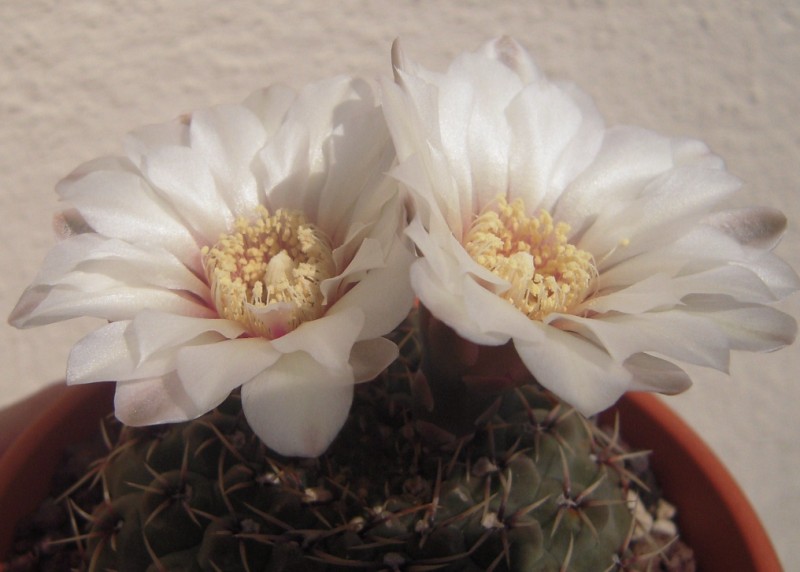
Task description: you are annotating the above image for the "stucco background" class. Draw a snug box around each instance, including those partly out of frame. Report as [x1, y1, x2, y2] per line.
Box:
[1, 0, 798, 567]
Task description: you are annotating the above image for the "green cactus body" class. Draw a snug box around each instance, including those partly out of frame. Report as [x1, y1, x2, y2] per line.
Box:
[60, 313, 668, 571]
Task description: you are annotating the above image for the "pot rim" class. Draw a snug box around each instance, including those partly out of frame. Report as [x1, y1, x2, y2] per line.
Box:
[605, 392, 783, 572]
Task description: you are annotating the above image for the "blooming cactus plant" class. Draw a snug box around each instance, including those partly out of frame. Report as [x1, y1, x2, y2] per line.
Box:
[7, 36, 799, 572]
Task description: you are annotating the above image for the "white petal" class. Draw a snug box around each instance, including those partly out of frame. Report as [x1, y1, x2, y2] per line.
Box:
[672, 264, 783, 303]
[623, 354, 692, 394]
[270, 307, 364, 372]
[405, 41, 551, 221]
[78, 239, 208, 296]
[241, 353, 355, 457]
[669, 224, 800, 298]
[175, 338, 282, 414]
[243, 84, 296, 136]
[506, 81, 602, 209]
[10, 235, 209, 315]
[257, 122, 312, 212]
[11, 283, 213, 328]
[20, 234, 131, 286]
[670, 136, 726, 169]
[114, 372, 206, 426]
[258, 77, 378, 217]
[128, 310, 245, 363]
[246, 302, 296, 340]
[291, 77, 371, 168]
[382, 82, 466, 237]
[61, 155, 139, 182]
[742, 255, 800, 299]
[387, 46, 445, 155]
[513, 326, 632, 416]
[321, 238, 385, 304]
[480, 36, 542, 84]
[545, 82, 606, 195]
[404, 215, 460, 285]
[327, 237, 416, 341]
[67, 321, 138, 384]
[144, 144, 233, 242]
[461, 274, 540, 344]
[442, 62, 514, 210]
[583, 273, 681, 314]
[124, 118, 190, 170]
[410, 258, 504, 346]
[581, 166, 741, 267]
[350, 338, 399, 383]
[596, 224, 743, 290]
[703, 207, 788, 250]
[681, 296, 797, 351]
[189, 104, 266, 217]
[406, 214, 504, 290]
[312, 95, 395, 239]
[380, 76, 426, 161]
[330, 179, 400, 265]
[57, 169, 201, 272]
[555, 126, 675, 234]
[67, 320, 229, 385]
[549, 311, 730, 371]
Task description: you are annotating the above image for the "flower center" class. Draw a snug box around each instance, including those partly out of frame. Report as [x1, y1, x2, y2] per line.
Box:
[464, 196, 596, 320]
[202, 206, 335, 339]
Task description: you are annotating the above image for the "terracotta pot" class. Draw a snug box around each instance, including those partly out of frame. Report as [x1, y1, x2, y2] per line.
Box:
[601, 393, 783, 572]
[0, 383, 115, 557]
[0, 384, 783, 570]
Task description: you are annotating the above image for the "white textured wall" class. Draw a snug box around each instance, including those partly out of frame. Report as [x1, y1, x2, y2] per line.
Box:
[2, 0, 798, 567]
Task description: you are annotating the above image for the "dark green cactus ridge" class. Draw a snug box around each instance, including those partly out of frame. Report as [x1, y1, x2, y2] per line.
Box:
[54, 314, 676, 571]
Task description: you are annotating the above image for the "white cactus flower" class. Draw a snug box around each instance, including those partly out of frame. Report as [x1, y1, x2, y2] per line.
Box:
[381, 37, 798, 415]
[10, 76, 416, 457]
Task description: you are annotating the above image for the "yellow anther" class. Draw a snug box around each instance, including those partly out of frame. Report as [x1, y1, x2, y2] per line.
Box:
[202, 206, 334, 339]
[464, 196, 596, 320]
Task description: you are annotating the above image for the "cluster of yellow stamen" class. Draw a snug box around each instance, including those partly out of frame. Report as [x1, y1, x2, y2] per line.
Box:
[464, 196, 597, 320]
[202, 206, 334, 339]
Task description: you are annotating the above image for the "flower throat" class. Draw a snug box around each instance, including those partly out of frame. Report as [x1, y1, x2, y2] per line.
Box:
[464, 196, 596, 320]
[202, 206, 334, 339]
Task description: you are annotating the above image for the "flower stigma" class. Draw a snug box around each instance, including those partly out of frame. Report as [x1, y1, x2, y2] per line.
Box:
[202, 206, 335, 339]
[464, 196, 597, 320]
